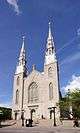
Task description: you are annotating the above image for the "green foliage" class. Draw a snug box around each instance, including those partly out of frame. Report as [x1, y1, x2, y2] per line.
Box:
[70, 89, 80, 118]
[0, 107, 12, 121]
[59, 89, 80, 118]
[59, 97, 70, 118]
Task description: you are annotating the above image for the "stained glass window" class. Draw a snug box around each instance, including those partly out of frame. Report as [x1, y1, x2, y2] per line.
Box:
[28, 82, 38, 103]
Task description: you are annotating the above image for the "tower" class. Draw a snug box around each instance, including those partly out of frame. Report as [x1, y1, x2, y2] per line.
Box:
[44, 22, 56, 65]
[44, 22, 60, 122]
[12, 36, 27, 120]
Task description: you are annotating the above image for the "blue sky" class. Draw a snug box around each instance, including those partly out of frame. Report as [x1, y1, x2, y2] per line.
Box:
[0, 0, 80, 107]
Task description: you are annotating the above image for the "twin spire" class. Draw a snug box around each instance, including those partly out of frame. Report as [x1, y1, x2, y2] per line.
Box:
[19, 22, 54, 61]
[16, 22, 56, 74]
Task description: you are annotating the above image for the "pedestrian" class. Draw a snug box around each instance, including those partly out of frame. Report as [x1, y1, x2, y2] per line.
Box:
[41, 114, 43, 119]
[29, 119, 33, 127]
[73, 117, 79, 127]
[69, 113, 73, 120]
[21, 114, 24, 126]
[25, 119, 29, 127]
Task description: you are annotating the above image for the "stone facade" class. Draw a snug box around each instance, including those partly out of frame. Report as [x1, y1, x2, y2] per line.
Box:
[12, 23, 60, 123]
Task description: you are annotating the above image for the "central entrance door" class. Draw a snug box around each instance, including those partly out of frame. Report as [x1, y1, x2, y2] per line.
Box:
[30, 109, 36, 120]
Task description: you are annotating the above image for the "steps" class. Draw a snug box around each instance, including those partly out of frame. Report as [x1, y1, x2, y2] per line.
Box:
[38, 119, 53, 127]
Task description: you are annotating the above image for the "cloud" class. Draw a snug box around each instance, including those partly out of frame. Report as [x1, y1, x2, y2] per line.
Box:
[0, 102, 12, 108]
[62, 75, 80, 92]
[77, 28, 80, 36]
[57, 37, 76, 54]
[60, 52, 80, 66]
[57, 28, 80, 54]
[6, 0, 20, 15]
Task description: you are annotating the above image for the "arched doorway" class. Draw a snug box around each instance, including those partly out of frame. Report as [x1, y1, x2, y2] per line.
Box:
[30, 109, 36, 120]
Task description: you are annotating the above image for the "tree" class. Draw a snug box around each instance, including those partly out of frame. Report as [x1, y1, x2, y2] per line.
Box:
[59, 89, 80, 119]
[0, 107, 12, 121]
[70, 89, 80, 118]
[58, 97, 70, 118]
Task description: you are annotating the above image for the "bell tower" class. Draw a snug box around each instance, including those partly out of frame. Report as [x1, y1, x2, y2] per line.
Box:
[44, 22, 58, 77]
[44, 22, 60, 121]
[12, 36, 27, 120]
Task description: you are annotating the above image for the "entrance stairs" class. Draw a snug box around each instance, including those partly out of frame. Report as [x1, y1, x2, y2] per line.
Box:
[9, 119, 54, 127]
[1, 119, 61, 128]
[1, 119, 76, 128]
[37, 119, 53, 127]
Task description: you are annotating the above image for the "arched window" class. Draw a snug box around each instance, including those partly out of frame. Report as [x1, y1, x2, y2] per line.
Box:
[49, 83, 53, 100]
[48, 67, 53, 77]
[15, 89, 19, 104]
[17, 76, 20, 86]
[28, 82, 38, 103]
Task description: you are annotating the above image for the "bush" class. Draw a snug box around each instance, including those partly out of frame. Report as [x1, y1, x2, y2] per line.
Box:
[0, 107, 12, 121]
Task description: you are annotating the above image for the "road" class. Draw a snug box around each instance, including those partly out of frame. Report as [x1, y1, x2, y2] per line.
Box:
[0, 127, 80, 133]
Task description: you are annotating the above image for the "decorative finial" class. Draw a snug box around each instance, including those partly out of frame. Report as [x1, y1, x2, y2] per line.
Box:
[49, 22, 51, 25]
[32, 64, 36, 70]
[22, 36, 25, 41]
[20, 36, 25, 53]
[48, 21, 52, 39]
[49, 22, 51, 30]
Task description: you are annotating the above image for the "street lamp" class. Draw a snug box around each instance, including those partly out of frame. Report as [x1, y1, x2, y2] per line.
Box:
[48, 107, 57, 126]
[68, 89, 73, 119]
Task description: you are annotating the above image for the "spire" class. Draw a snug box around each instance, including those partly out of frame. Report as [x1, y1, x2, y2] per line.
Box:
[20, 36, 25, 56]
[46, 22, 55, 55]
[44, 22, 56, 65]
[48, 22, 53, 40]
[20, 36, 25, 53]
[19, 36, 26, 66]
[15, 36, 27, 75]
[47, 22, 54, 48]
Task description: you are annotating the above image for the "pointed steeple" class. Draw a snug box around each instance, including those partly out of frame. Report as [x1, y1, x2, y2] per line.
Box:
[48, 22, 53, 40]
[47, 22, 54, 49]
[20, 36, 25, 55]
[44, 22, 56, 65]
[15, 36, 27, 75]
[19, 36, 26, 66]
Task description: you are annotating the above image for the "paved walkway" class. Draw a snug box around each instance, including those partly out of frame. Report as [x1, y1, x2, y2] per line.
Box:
[0, 126, 80, 133]
[0, 120, 80, 133]
[0, 119, 80, 128]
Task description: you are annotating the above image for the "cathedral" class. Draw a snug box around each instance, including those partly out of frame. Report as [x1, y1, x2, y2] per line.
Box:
[12, 23, 60, 123]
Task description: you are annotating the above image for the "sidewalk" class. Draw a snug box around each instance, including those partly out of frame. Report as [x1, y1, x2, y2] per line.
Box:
[0, 119, 80, 128]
